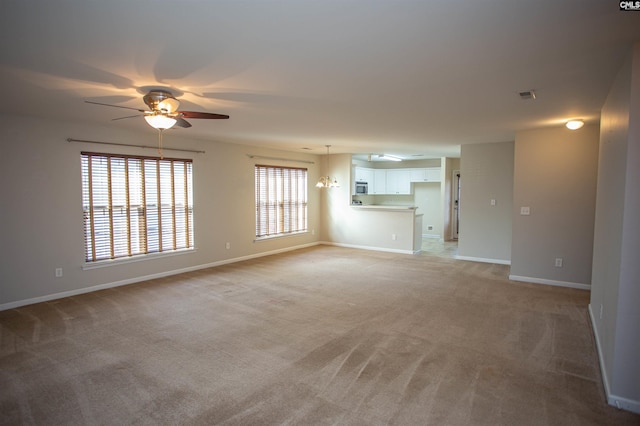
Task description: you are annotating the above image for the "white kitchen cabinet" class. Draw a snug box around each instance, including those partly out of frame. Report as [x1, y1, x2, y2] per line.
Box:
[355, 166, 439, 194]
[410, 169, 427, 182]
[425, 167, 441, 182]
[354, 167, 374, 183]
[371, 169, 387, 194]
[410, 167, 441, 182]
[386, 169, 412, 194]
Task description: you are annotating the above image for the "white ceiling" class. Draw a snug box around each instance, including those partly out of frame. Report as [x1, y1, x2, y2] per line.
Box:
[1, 1, 639, 158]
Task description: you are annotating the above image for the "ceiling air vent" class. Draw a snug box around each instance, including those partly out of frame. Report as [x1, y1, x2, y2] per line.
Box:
[519, 90, 537, 100]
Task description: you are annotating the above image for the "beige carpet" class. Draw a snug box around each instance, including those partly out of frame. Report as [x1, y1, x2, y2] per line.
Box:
[1, 245, 638, 425]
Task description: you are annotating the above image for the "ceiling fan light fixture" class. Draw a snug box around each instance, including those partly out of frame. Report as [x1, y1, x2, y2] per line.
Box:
[565, 120, 584, 130]
[86, 89, 229, 130]
[158, 97, 180, 113]
[144, 114, 177, 130]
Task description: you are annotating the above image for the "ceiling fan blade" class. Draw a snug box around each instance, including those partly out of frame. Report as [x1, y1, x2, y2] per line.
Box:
[85, 100, 146, 112]
[111, 114, 143, 121]
[180, 111, 229, 120]
[174, 117, 192, 128]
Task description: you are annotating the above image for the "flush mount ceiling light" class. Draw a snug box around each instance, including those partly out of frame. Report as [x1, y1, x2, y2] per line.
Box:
[378, 154, 403, 162]
[565, 120, 584, 130]
[316, 145, 340, 189]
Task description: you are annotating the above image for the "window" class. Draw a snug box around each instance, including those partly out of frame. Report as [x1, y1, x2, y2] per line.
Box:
[81, 152, 194, 262]
[255, 165, 308, 238]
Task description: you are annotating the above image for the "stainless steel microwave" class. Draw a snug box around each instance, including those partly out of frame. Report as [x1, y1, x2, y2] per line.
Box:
[355, 181, 368, 195]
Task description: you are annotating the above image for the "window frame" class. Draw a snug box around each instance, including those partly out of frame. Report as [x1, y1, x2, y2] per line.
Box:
[255, 164, 308, 239]
[81, 152, 195, 264]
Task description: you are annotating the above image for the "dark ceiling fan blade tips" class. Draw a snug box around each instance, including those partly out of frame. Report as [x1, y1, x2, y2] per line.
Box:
[180, 111, 229, 120]
[112, 114, 143, 121]
[174, 117, 192, 128]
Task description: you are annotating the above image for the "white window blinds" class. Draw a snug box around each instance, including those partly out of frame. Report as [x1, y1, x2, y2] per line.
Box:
[255, 165, 308, 238]
[81, 152, 194, 262]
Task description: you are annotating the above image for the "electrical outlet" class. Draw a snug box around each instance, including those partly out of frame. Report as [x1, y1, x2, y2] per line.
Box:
[225, 242, 231, 250]
[555, 258, 563, 267]
[392, 234, 397, 241]
[311, 229, 315, 235]
[520, 206, 531, 215]
[427, 225, 433, 231]
[490, 199, 496, 206]
[55, 268, 63, 278]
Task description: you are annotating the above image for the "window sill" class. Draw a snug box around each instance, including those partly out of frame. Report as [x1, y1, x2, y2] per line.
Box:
[254, 231, 309, 242]
[82, 248, 196, 270]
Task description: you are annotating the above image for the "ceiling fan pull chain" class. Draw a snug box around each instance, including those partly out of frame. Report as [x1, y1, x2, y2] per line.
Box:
[158, 129, 164, 159]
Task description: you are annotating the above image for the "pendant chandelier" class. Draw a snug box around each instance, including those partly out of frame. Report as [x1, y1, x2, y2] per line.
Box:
[316, 145, 340, 188]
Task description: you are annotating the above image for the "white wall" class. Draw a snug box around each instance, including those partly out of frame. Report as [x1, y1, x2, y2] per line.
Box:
[457, 142, 514, 263]
[0, 113, 321, 309]
[590, 43, 640, 413]
[510, 125, 600, 288]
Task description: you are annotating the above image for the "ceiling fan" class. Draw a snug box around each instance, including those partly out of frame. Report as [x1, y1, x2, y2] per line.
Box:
[86, 89, 229, 130]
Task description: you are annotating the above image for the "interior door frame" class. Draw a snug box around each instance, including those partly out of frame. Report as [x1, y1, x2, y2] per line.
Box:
[452, 170, 460, 240]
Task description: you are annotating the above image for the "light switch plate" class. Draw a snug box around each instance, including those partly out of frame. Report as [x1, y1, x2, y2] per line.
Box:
[520, 206, 531, 215]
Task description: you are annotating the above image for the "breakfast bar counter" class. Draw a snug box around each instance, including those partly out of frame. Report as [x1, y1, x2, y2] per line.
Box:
[350, 205, 417, 212]
[344, 205, 422, 253]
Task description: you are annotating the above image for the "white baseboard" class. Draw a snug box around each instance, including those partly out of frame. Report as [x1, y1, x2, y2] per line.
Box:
[608, 395, 640, 414]
[588, 304, 612, 399]
[588, 305, 640, 414]
[0, 242, 320, 311]
[508, 275, 590, 290]
[320, 241, 415, 255]
[454, 255, 511, 265]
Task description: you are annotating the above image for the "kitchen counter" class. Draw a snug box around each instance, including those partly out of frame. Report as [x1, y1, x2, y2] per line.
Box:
[350, 205, 417, 212]
[345, 205, 422, 254]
